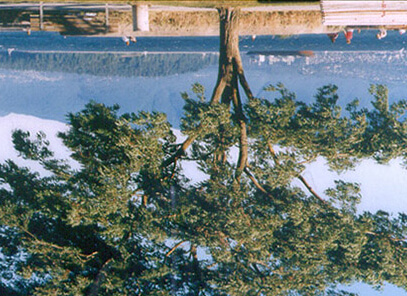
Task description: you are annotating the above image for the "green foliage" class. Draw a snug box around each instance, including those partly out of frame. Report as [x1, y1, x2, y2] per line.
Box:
[1, 84, 407, 295]
[0, 102, 192, 295]
[247, 83, 407, 173]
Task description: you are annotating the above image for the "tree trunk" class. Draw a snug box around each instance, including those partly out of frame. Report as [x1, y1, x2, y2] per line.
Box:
[86, 258, 112, 296]
[164, 7, 251, 181]
[211, 8, 240, 105]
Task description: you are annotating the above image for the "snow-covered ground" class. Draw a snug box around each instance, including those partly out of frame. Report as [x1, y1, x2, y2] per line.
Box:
[0, 113, 71, 172]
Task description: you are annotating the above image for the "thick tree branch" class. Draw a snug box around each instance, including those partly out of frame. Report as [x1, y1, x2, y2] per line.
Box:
[235, 56, 254, 101]
[232, 73, 248, 181]
[162, 135, 196, 168]
[210, 77, 228, 104]
[87, 258, 113, 296]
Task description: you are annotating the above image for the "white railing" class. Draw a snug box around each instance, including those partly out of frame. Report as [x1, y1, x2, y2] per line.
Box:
[321, 0, 407, 26]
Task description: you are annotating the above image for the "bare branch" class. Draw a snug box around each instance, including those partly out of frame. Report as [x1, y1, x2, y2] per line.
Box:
[166, 240, 187, 257]
[365, 231, 407, 242]
[298, 154, 318, 165]
[267, 141, 326, 204]
[297, 175, 327, 204]
[22, 227, 99, 262]
[244, 167, 270, 196]
[206, 262, 218, 269]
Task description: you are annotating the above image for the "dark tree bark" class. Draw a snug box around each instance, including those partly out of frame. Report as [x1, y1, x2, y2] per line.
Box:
[211, 8, 240, 105]
[164, 7, 253, 182]
[215, 8, 249, 180]
[86, 258, 112, 296]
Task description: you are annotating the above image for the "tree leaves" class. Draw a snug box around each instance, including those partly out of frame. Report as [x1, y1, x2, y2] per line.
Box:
[2, 83, 407, 295]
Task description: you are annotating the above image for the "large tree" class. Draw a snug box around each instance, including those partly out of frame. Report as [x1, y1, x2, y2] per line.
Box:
[2, 7, 407, 296]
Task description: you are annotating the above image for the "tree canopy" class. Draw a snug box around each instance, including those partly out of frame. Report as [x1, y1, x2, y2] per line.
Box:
[1, 7, 407, 296]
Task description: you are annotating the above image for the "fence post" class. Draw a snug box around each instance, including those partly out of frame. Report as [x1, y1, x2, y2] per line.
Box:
[132, 4, 149, 31]
[39, 1, 43, 30]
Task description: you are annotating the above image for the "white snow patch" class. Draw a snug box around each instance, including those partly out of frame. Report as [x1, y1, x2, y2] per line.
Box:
[0, 113, 72, 173]
[299, 157, 407, 214]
